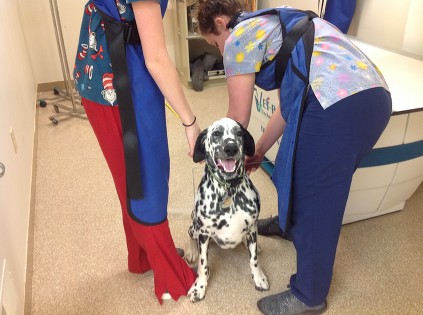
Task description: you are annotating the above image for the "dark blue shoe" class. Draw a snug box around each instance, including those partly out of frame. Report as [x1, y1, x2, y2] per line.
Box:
[257, 216, 292, 241]
[257, 289, 327, 315]
[176, 247, 185, 257]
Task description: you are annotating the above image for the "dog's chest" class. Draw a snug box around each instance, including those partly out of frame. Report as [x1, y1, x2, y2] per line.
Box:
[194, 177, 259, 248]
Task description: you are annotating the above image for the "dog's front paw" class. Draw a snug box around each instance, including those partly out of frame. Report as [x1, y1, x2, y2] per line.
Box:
[252, 268, 269, 292]
[187, 279, 207, 302]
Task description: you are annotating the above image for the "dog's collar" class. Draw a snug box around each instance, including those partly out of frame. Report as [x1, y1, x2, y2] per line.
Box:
[206, 166, 246, 190]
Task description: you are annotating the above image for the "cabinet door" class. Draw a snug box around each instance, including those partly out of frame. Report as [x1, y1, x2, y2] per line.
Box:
[174, 0, 190, 83]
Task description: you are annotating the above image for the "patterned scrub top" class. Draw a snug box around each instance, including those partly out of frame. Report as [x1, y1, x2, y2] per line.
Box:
[73, 0, 160, 106]
[223, 10, 389, 109]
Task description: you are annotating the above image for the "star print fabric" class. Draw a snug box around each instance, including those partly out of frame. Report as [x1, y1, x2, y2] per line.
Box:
[224, 15, 282, 78]
[309, 19, 388, 109]
[223, 14, 389, 110]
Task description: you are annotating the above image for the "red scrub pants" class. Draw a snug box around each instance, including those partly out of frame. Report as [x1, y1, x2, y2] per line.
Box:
[82, 98, 195, 303]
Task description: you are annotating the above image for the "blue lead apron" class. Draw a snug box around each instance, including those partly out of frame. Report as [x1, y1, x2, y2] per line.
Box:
[82, 0, 169, 224]
[239, 8, 317, 233]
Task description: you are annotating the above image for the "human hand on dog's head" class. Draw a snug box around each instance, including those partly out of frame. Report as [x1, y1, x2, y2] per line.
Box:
[185, 121, 202, 158]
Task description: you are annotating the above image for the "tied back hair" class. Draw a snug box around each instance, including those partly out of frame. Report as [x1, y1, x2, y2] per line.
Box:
[197, 0, 245, 35]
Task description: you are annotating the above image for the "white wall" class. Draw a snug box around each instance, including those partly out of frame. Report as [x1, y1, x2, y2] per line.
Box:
[19, 0, 62, 85]
[342, 0, 423, 56]
[399, 0, 423, 56]
[20, 0, 176, 85]
[0, 0, 37, 313]
[259, 0, 423, 57]
[349, 0, 408, 53]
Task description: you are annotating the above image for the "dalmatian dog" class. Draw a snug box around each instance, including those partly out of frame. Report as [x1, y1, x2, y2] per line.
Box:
[185, 117, 269, 302]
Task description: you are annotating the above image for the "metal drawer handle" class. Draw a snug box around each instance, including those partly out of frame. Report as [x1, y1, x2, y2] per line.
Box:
[0, 163, 5, 178]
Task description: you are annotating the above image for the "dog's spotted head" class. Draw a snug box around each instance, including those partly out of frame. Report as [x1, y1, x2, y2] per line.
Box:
[193, 118, 255, 179]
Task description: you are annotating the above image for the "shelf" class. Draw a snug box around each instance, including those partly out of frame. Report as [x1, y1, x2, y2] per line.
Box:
[208, 75, 226, 81]
[187, 33, 202, 40]
[172, 0, 225, 89]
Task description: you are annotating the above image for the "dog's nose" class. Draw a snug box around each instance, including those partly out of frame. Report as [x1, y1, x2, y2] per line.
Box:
[224, 142, 238, 157]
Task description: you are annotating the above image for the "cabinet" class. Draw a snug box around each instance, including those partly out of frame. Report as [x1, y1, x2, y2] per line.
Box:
[172, 0, 225, 90]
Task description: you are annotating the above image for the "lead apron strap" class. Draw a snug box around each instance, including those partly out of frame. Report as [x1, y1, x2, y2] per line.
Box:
[97, 8, 144, 200]
[274, 11, 316, 232]
[275, 11, 317, 86]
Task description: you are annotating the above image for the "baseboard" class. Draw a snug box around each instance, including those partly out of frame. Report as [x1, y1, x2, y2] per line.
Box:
[37, 80, 74, 93]
[24, 107, 39, 315]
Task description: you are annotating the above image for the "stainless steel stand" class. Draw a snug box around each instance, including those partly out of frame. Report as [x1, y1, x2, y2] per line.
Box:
[40, 0, 85, 125]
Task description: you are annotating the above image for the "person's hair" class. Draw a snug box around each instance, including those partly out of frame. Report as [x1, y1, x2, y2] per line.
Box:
[196, 0, 245, 35]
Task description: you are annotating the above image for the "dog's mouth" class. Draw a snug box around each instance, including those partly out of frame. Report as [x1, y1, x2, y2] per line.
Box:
[216, 158, 238, 173]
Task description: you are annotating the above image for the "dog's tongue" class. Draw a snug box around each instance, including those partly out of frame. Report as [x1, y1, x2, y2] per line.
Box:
[217, 158, 236, 172]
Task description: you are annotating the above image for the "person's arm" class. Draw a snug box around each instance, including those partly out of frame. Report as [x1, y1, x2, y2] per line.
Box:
[132, 1, 200, 156]
[226, 73, 285, 172]
[226, 72, 286, 150]
[226, 73, 256, 128]
[256, 104, 286, 156]
[245, 105, 286, 173]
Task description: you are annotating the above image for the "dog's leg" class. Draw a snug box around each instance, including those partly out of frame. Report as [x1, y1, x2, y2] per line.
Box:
[184, 225, 199, 266]
[187, 234, 210, 302]
[246, 225, 269, 291]
[243, 236, 262, 254]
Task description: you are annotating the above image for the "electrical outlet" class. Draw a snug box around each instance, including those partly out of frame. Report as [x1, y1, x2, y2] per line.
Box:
[9, 128, 17, 154]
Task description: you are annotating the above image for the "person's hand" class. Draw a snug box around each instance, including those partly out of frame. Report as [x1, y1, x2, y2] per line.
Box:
[245, 151, 264, 175]
[185, 121, 201, 158]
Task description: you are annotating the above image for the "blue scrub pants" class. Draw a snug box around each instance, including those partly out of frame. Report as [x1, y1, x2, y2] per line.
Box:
[288, 87, 391, 306]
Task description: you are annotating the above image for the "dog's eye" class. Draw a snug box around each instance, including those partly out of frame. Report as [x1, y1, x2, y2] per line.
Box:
[212, 131, 222, 137]
[236, 130, 243, 137]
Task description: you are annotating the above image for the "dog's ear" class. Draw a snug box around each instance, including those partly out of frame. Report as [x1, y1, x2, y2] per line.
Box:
[239, 123, 255, 157]
[193, 128, 208, 163]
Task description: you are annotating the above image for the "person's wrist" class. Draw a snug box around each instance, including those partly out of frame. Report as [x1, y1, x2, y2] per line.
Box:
[255, 145, 264, 158]
[182, 115, 196, 127]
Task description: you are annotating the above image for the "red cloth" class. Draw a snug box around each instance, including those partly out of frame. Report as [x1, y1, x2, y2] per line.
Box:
[83, 98, 195, 303]
[129, 220, 196, 303]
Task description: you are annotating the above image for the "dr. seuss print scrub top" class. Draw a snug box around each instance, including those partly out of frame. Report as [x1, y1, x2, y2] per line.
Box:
[223, 13, 389, 109]
[74, 0, 160, 107]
